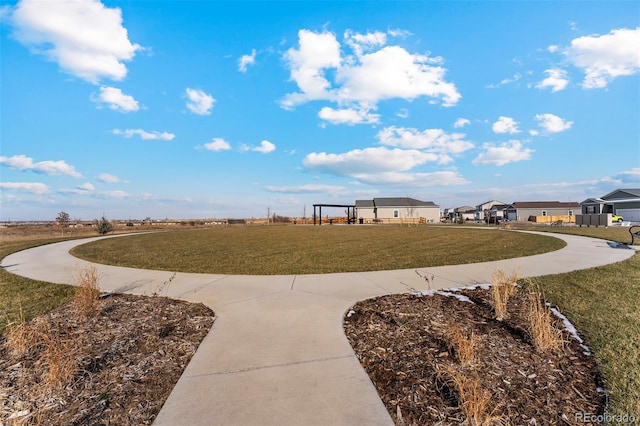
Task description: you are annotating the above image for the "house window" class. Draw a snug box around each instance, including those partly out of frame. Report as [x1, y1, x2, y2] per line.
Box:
[586, 206, 595, 214]
[568, 210, 573, 216]
[393, 209, 399, 218]
[541, 210, 547, 216]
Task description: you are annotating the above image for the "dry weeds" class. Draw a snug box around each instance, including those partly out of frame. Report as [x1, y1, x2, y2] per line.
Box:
[527, 290, 565, 352]
[490, 269, 518, 321]
[444, 324, 477, 364]
[73, 265, 101, 317]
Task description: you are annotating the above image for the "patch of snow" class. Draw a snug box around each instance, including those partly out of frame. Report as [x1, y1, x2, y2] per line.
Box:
[346, 310, 356, 318]
[411, 289, 474, 304]
[548, 304, 592, 356]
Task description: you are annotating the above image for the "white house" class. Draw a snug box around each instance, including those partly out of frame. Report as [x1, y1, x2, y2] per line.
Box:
[356, 197, 440, 224]
[475, 200, 506, 222]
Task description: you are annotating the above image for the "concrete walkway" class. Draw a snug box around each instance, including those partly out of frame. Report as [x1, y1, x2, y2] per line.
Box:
[1, 231, 636, 425]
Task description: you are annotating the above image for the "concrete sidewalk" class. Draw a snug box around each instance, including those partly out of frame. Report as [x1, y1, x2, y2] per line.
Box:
[1, 231, 636, 425]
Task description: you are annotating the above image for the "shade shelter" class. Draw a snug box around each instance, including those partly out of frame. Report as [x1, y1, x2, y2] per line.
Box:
[312, 204, 356, 225]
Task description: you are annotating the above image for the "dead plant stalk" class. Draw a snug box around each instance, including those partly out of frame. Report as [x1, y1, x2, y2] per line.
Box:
[491, 269, 518, 321]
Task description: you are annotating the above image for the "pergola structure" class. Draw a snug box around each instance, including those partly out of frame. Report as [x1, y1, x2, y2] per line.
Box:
[312, 203, 356, 225]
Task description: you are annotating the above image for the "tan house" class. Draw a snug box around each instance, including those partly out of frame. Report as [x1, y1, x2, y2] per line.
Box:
[356, 197, 440, 224]
[505, 201, 580, 222]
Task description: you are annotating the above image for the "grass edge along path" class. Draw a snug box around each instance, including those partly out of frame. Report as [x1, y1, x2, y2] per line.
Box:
[524, 252, 640, 416]
[0, 239, 77, 334]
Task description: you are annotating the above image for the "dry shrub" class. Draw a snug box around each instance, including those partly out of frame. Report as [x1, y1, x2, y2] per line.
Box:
[40, 325, 77, 389]
[5, 318, 78, 389]
[527, 291, 565, 352]
[445, 324, 477, 364]
[491, 269, 518, 321]
[440, 366, 502, 426]
[74, 264, 101, 316]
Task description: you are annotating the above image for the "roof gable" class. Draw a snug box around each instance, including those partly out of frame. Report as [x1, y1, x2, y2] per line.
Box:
[602, 188, 640, 200]
[373, 197, 439, 208]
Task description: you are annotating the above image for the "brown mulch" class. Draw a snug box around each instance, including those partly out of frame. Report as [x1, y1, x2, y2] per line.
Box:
[344, 286, 606, 425]
[0, 294, 214, 425]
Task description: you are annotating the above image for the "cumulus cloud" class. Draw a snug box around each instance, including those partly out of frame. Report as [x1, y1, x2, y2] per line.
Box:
[614, 167, 640, 183]
[453, 118, 470, 128]
[564, 27, 640, 89]
[377, 126, 474, 157]
[535, 113, 573, 133]
[281, 28, 460, 122]
[252, 140, 276, 154]
[303, 147, 438, 177]
[492, 116, 520, 134]
[472, 140, 533, 166]
[93, 86, 139, 112]
[11, 0, 140, 83]
[318, 107, 380, 125]
[98, 173, 123, 183]
[0, 154, 81, 177]
[353, 170, 468, 186]
[536, 68, 569, 92]
[238, 49, 256, 73]
[203, 138, 231, 152]
[185, 88, 215, 115]
[0, 181, 49, 194]
[78, 182, 95, 191]
[112, 128, 175, 140]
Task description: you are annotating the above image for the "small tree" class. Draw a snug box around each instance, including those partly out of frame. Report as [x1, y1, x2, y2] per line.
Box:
[96, 215, 114, 235]
[56, 211, 70, 236]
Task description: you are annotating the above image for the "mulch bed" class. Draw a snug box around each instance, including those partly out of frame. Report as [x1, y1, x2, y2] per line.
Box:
[0, 294, 214, 425]
[344, 286, 606, 425]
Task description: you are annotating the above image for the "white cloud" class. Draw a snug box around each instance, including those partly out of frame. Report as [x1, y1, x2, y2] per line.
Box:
[93, 86, 139, 112]
[185, 88, 215, 115]
[318, 107, 380, 125]
[472, 140, 533, 166]
[265, 184, 347, 195]
[253, 140, 276, 154]
[303, 147, 438, 176]
[615, 167, 640, 183]
[547, 45, 560, 53]
[0, 154, 81, 177]
[535, 113, 573, 133]
[78, 182, 95, 191]
[0, 181, 49, 194]
[377, 126, 474, 158]
[281, 29, 460, 114]
[98, 173, 123, 183]
[492, 116, 520, 134]
[536, 68, 569, 92]
[487, 73, 522, 88]
[352, 170, 468, 187]
[112, 128, 175, 140]
[238, 49, 256, 73]
[564, 27, 640, 89]
[11, 0, 140, 83]
[453, 118, 470, 128]
[203, 138, 231, 152]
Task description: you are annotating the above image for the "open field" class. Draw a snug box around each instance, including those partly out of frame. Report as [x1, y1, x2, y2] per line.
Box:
[1, 225, 638, 418]
[512, 223, 638, 245]
[70, 225, 565, 275]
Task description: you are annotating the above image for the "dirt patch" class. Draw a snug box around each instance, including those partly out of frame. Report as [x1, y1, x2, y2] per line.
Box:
[344, 286, 605, 425]
[1, 294, 214, 425]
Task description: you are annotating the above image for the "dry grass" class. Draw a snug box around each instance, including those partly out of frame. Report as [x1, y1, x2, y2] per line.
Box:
[445, 324, 477, 364]
[490, 269, 518, 321]
[526, 290, 565, 352]
[73, 265, 101, 316]
[439, 366, 501, 426]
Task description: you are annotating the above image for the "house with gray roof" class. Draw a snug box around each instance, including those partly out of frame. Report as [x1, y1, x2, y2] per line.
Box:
[355, 197, 440, 224]
[581, 188, 640, 222]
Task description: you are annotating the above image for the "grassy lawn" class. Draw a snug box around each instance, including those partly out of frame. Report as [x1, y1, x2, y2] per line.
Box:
[525, 253, 640, 415]
[2, 224, 638, 414]
[0, 239, 77, 334]
[512, 223, 637, 245]
[70, 225, 564, 274]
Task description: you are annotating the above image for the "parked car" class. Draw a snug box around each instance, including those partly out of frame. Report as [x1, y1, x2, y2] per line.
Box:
[612, 214, 624, 223]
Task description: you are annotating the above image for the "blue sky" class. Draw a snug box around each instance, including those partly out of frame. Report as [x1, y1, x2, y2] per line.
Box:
[1, 0, 638, 221]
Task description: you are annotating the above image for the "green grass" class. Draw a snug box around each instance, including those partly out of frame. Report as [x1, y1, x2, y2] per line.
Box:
[524, 253, 640, 415]
[70, 225, 565, 275]
[0, 239, 77, 334]
[513, 223, 637, 245]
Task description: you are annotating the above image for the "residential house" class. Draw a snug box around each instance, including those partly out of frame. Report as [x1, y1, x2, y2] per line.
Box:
[475, 200, 506, 222]
[505, 201, 580, 222]
[487, 204, 509, 224]
[355, 197, 440, 224]
[581, 188, 640, 221]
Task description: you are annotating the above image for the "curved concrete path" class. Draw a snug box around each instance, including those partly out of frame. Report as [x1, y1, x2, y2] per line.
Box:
[1, 231, 636, 425]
